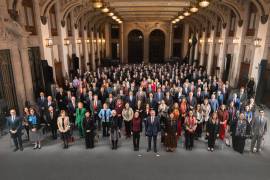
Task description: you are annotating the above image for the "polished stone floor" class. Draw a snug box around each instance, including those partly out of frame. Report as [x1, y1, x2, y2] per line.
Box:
[0, 109, 270, 180]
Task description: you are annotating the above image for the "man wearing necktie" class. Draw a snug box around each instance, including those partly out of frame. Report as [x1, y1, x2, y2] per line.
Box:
[145, 110, 160, 153]
[6, 109, 23, 152]
[251, 110, 267, 153]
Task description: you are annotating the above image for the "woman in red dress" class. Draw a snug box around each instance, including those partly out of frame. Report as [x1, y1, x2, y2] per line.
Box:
[179, 97, 188, 125]
[217, 104, 229, 142]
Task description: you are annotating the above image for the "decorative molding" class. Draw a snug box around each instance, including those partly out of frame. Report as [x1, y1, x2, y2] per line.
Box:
[61, 20, 65, 27]
[222, 23, 227, 29]
[238, 20, 243, 27]
[74, 23, 78, 29]
[261, 15, 269, 24]
[40, 16, 47, 25]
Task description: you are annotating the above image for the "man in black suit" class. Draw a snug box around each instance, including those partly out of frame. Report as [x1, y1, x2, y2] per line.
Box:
[6, 109, 23, 152]
[46, 106, 58, 139]
[145, 110, 160, 153]
[126, 91, 136, 110]
[147, 93, 158, 112]
[37, 92, 47, 121]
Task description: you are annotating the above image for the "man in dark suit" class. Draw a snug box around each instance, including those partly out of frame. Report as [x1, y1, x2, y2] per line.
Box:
[6, 109, 23, 152]
[187, 92, 197, 110]
[145, 110, 160, 153]
[37, 92, 47, 121]
[46, 106, 58, 139]
[67, 96, 77, 124]
[147, 93, 158, 112]
[154, 88, 164, 105]
[126, 91, 136, 110]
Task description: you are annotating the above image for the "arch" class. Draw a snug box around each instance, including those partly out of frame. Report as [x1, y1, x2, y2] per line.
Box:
[149, 29, 165, 63]
[128, 29, 144, 63]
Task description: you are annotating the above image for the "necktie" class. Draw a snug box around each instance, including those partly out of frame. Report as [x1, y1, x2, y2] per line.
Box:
[104, 110, 107, 122]
[50, 112, 53, 119]
[151, 117, 154, 124]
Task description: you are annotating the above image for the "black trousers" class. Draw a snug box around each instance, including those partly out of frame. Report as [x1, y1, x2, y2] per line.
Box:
[94, 113, 101, 130]
[196, 123, 203, 138]
[102, 122, 110, 137]
[85, 132, 95, 148]
[124, 121, 131, 137]
[185, 131, 194, 149]
[208, 135, 216, 148]
[133, 132, 140, 149]
[147, 136, 157, 150]
[235, 136, 245, 154]
[61, 132, 69, 146]
[51, 126, 57, 139]
[232, 134, 237, 150]
[11, 133, 23, 149]
[24, 126, 30, 140]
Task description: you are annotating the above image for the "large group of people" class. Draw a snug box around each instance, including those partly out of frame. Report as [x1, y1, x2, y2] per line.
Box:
[6, 63, 267, 154]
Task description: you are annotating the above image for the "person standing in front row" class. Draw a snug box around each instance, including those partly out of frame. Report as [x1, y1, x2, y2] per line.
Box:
[122, 103, 134, 138]
[76, 102, 86, 138]
[110, 110, 121, 150]
[251, 109, 267, 153]
[83, 111, 96, 149]
[145, 110, 160, 153]
[131, 111, 142, 151]
[206, 112, 220, 152]
[234, 112, 247, 154]
[98, 103, 112, 137]
[184, 110, 197, 150]
[6, 109, 23, 152]
[57, 110, 70, 149]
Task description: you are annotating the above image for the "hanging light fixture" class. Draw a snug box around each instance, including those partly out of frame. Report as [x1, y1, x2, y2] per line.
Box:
[92, 0, 103, 9]
[108, 12, 114, 16]
[175, 18, 180, 22]
[190, 6, 199, 13]
[102, 7, 109, 13]
[178, 15, 185, 20]
[112, 15, 118, 20]
[183, 11, 190, 16]
[199, 0, 210, 8]
[172, 21, 176, 24]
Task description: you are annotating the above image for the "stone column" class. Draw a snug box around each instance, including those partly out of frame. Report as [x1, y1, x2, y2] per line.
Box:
[19, 37, 35, 103]
[144, 32, 149, 64]
[182, 24, 189, 58]
[96, 31, 101, 66]
[91, 30, 96, 70]
[249, 20, 270, 87]
[105, 22, 111, 58]
[194, 33, 199, 61]
[83, 29, 90, 71]
[120, 23, 124, 63]
[199, 31, 206, 66]
[217, 26, 229, 79]
[206, 28, 216, 74]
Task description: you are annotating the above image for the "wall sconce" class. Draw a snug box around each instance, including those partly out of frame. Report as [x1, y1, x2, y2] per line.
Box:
[233, 38, 240, 44]
[64, 38, 70, 46]
[189, 38, 192, 44]
[86, 39, 90, 44]
[102, 39, 106, 43]
[218, 39, 224, 44]
[92, 0, 103, 9]
[199, 39, 204, 44]
[208, 38, 213, 43]
[76, 39, 82, 44]
[45, 38, 53, 48]
[254, 38, 262, 47]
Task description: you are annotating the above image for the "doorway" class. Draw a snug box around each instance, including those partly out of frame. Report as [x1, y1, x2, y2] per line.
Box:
[0, 49, 18, 111]
[238, 62, 250, 87]
[128, 30, 143, 63]
[149, 29, 165, 63]
[223, 54, 232, 81]
[28, 47, 45, 99]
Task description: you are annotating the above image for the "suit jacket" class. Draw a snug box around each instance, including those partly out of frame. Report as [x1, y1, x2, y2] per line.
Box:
[125, 96, 136, 109]
[252, 116, 267, 136]
[145, 116, 160, 137]
[187, 97, 197, 109]
[45, 110, 58, 129]
[37, 97, 47, 111]
[90, 100, 102, 114]
[154, 92, 164, 103]
[6, 116, 23, 136]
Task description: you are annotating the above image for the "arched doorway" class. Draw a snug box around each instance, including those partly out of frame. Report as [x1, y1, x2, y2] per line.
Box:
[149, 29, 165, 63]
[128, 30, 144, 63]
